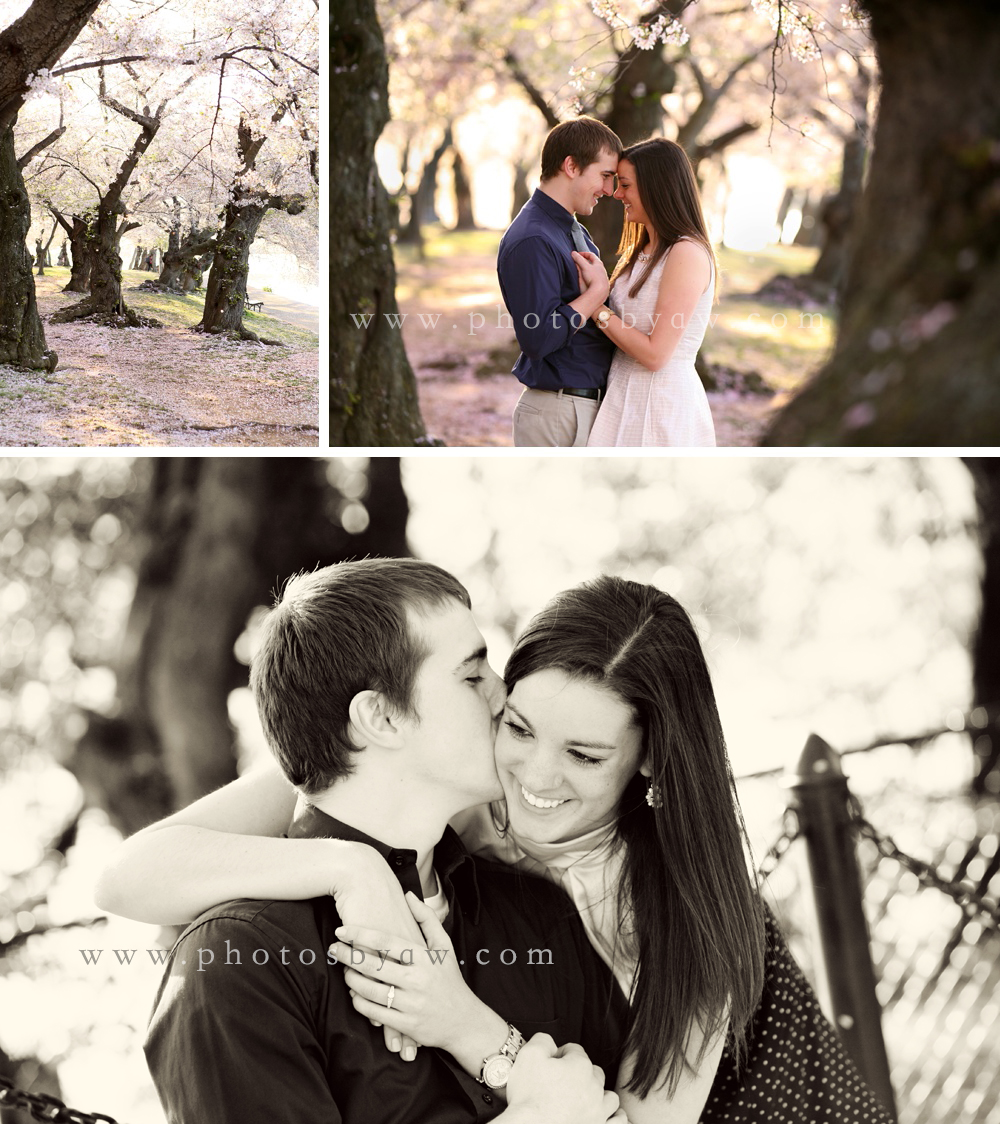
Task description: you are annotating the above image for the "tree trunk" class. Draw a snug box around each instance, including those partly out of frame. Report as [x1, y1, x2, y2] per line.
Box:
[158, 229, 215, 290]
[196, 119, 305, 342]
[60, 214, 92, 292]
[198, 201, 268, 335]
[50, 99, 164, 328]
[57, 238, 69, 266]
[330, 0, 426, 446]
[452, 145, 476, 230]
[51, 199, 157, 326]
[511, 158, 531, 221]
[70, 457, 412, 830]
[0, 0, 102, 126]
[966, 458, 1000, 798]
[792, 191, 823, 247]
[763, 0, 1000, 446]
[0, 0, 104, 370]
[808, 65, 872, 292]
[584, 44, 676, 261]
[0, 124, 56, 370]
[399, 124, 451, 246]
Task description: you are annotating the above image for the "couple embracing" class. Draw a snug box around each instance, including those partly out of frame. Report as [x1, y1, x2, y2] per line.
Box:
[498, 117, 716, 448]
[99, 557, 892, 1124]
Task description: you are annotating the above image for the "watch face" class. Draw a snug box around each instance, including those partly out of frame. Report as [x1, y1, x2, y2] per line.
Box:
[483, 1054, 514, 1089]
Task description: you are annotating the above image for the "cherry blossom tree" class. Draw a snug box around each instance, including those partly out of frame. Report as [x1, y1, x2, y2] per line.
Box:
[192, 0, 318, 339]
[5, 0, 318, 367]
[47, 64, 178, 327]
[0, 0, 104, 370]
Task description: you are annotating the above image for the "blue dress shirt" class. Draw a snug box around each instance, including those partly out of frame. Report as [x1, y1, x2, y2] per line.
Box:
[497, 189, 615, 391]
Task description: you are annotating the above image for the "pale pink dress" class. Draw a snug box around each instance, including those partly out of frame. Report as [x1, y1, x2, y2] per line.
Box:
[588, 240, 716, 448]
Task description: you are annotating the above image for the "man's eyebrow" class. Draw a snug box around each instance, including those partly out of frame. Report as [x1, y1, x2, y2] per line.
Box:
[505, 703, 614, 751]
[454, 645, 487, 673]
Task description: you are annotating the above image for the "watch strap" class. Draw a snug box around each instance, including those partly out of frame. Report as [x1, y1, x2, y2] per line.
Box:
[477, 1023, 525, 1087]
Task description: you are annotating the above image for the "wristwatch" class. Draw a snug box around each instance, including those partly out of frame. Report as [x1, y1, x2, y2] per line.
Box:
[596, 306, 612, 329]
[477, 1023, 526, 1089]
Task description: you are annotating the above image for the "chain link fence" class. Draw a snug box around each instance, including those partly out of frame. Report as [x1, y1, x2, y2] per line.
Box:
[754, 724, 1000, 1124]
[0, 1073, 121, 1124]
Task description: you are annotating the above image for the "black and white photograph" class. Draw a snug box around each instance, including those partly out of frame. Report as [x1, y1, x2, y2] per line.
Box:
[1, 455, 997, 1124]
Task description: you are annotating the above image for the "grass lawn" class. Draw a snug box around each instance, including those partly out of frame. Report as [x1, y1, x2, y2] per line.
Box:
[0, 268, 319, 447]
[712, 245, 835, 392]
[395, 228, 833, 393]
[391, 226, 833, 446]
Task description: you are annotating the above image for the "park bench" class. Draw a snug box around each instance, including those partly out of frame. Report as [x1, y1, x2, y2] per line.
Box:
[246, 300, 263, 312]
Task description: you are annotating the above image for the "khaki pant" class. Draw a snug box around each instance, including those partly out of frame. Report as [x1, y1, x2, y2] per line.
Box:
[512, 387, 601, 448]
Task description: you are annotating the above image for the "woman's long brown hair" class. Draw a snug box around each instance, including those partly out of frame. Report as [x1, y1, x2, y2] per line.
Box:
[610, 137, 718, 301]
[504, 576, 765, 1098]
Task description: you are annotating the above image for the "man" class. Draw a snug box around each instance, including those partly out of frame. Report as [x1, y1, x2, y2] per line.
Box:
[497, 117, 622, 447]
[144, 558, 627, 1124]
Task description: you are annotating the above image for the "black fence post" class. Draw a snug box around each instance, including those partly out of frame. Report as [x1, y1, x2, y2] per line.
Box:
[786, 733, 898, 1121]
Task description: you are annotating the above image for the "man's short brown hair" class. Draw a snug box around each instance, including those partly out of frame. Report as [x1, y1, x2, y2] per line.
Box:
[540, 116, 622, 181]
[250, 558, 471, 795]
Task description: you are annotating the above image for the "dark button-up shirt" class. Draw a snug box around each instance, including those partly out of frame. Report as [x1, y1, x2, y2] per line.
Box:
[144, 805, 627, 1124]
[497, 189, 615, 391]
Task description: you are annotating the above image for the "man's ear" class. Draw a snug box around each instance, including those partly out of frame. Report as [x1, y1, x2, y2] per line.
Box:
[348, 690, 406, 751]
[562, 154, 580, 179]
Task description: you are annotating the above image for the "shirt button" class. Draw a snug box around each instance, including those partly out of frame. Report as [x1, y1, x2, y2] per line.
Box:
[392, 855, 405, 867]
[482, 1092, 493, 1105]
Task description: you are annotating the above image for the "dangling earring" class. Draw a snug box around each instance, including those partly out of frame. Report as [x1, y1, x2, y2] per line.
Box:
[645, 781, 662, 809]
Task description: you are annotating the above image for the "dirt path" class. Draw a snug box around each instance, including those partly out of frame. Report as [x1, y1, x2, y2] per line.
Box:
[246, 286, 319, 335]
[397, 244, 782, 447]
[0, 273, 318, 448]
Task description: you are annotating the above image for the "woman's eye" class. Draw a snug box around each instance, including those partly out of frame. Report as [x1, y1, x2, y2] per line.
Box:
[569, 750, 602, 766]
[466, 675, 484, 685]
[504, 720, 530, 739]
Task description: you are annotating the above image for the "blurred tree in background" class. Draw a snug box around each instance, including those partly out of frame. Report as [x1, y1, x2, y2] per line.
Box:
[73, 457, 409, 835]
[0, 456, 409, 1118]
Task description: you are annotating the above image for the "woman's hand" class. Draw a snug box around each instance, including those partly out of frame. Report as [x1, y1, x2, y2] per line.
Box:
[571, 250, 610, 301]
[331, 892, 510, 1077]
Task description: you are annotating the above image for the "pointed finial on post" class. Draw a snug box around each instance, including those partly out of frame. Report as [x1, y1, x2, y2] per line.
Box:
[794, 732, 844, 782]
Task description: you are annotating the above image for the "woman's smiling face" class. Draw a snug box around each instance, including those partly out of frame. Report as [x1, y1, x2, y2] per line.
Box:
[494, 668, 647, 845]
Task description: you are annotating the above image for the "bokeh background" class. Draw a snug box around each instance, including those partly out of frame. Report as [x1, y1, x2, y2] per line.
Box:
[1, 455, 997, 1122]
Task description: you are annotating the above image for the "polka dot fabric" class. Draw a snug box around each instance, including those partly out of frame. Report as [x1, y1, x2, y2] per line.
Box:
[701, 907, 895, 1123]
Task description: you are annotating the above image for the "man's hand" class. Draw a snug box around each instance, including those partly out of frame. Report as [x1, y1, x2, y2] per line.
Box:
[571, 250, 610, 301]
[503, 1035, 627, 1124]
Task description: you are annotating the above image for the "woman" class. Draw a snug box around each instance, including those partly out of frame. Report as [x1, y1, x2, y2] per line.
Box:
[580, 138, 717, 447]
[98, 577, 892, 1123]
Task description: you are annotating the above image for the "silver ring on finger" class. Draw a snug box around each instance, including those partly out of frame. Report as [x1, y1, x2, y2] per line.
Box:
[385, 984, 395, 1010]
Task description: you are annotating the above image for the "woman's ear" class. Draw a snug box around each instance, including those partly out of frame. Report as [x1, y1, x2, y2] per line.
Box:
[347, 690, 406, 751]
[639, 757, 652, 779]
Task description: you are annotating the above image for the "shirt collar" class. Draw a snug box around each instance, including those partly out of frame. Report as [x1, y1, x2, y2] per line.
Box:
[286, 803, 481, 922]
[531, 187, 576, 232]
